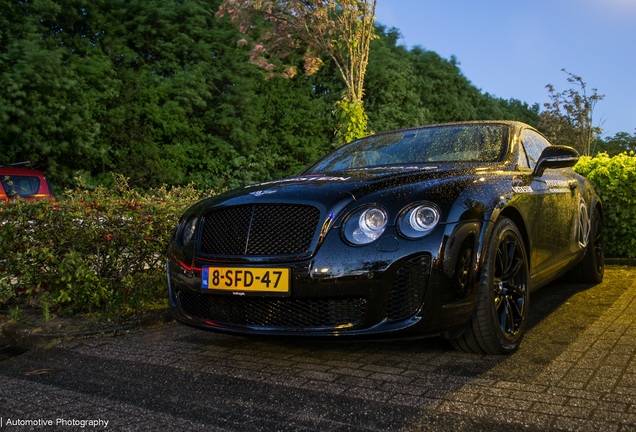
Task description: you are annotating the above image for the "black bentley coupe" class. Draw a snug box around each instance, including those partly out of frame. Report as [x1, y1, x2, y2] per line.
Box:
[167, 121, 604, 354]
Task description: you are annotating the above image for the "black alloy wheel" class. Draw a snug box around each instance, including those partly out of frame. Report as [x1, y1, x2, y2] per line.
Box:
[590, 210, 605, 278]
[451, 217, 529, 355]
[568, 206, 604, 284]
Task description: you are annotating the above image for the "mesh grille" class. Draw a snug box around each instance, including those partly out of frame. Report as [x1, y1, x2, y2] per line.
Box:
[387, 254, 431, 321]
[177, 290, 367, 329]
[200, 204, 321, 256]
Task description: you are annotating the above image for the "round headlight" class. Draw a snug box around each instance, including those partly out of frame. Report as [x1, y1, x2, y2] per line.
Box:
[343, 206, 388, 245]
[180, 217, 198, 246]
[399, 203, 440, 238]
[360, 207, 387, 233]
[409, 206, 440, 232]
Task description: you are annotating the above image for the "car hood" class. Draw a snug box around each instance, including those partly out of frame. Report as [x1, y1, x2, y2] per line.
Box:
[191, 166, 486, 216]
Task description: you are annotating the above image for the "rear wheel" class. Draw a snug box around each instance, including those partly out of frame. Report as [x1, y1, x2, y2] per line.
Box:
[568, 206, 604, 284]
[451, 217, 529, 355]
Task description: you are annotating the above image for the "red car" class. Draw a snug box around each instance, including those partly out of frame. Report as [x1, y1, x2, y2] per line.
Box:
[0, 165, 53, 201]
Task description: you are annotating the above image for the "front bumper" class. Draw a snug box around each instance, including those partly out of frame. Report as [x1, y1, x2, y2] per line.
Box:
[167, 220, 483, 338]
[169, 253, 434, 336]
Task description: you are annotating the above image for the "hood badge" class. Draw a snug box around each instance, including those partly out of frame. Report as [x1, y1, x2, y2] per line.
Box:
[250, 189, 277, 197]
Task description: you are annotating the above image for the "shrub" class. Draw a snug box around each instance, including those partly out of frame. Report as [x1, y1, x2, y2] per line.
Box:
[0, 175, 208, 317]
[574, 152, 636, 258]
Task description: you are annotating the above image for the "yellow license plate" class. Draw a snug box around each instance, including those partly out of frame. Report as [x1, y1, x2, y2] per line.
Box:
[202, 267, 290, 293]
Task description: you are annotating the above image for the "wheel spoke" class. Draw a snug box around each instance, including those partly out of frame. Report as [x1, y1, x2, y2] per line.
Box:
[502, 257, 522, 282]
[497, 293, 525, 335]
[509, 293, 524, 319]
[496, 245, 507, 277]
[498, 301, 509, 333]
[500, 237, 522, 282]
[493, 233, 527, 338]
[494, 295, 503, 314]
[502, 296, 516, 333]
[505, 282, 526, 299]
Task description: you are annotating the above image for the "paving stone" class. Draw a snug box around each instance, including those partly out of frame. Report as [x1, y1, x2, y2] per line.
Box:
[1, 267, 635, 431]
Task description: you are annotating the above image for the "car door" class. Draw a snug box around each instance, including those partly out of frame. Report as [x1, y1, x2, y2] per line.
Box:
[519, 129, 580, 282]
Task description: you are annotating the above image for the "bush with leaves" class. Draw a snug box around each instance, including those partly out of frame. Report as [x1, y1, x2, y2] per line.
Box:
[0, 175, 208, 317]
[574, 152, 636, 258]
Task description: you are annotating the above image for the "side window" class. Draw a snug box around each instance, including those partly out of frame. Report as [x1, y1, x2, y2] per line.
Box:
[520, 129, 549, 169]
[516, 141, 530, 170]
[1, 175, 40, 198]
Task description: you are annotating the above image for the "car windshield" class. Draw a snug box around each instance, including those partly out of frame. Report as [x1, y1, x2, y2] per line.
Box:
[305, 124, 508, 174]
[1, 175, 41, 198]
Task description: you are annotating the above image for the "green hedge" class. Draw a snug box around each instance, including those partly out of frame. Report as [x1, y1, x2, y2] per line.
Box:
[0, 176, 207, 317]
[2, 153, 634, 318]
[574, 152, 636, 258]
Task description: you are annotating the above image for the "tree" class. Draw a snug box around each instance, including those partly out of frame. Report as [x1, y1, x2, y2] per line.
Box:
[408, 49, 481, 123]
[217, 0, 377, 143]
[0, 0, 111, 184]
[365, 29, 542, 132]
[593, 131, 636, 156]
[96, 0, 266, 189]
[539, 69, 604, 155]
[364, 26, 430, 132]
[0, 0, 549, 190]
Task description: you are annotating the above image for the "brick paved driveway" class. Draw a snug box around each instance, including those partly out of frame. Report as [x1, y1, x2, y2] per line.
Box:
[1, 266, 635, 431]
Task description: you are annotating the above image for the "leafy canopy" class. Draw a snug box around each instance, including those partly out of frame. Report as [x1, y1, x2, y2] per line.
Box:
[218, 0, 377, 143]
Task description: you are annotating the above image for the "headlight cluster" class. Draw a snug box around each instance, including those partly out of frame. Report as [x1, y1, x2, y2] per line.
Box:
[343, 202, 441, 245]
[178, 216, 198, 247]
[343, 206, 388, 245]
[399, 203, 440, 239]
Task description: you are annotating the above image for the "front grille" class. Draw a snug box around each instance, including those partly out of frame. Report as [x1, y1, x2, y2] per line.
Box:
[200, 204, 321, 256]
[387, 254, 431, 321]
[177, 290, 367, 329]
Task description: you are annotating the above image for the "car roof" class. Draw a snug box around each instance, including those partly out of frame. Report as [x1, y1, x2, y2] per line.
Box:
[0, 166, 49, 177]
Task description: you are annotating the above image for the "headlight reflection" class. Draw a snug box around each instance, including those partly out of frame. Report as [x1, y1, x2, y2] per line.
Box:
[343, 206, 388, 245]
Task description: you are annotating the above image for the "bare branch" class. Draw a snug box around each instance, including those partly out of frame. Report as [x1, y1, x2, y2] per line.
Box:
[540, 69, 604, 156]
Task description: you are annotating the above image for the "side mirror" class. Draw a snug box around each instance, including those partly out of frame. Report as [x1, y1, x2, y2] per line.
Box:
[533, 145, 579, 177]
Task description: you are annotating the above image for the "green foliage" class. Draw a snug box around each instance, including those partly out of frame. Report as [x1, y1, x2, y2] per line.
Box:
[0, 175, 207, 317]
[592, 131, 636, 157]
[9, 306, 21, 321]
[477, 96, 541, 127]
[408, 49, 481, 122]
[574, 152, 636, 258]
[365, 27, 541, 133]
[334, 98, 370, 144]
[364, 26, 430, 131]
[255, 74, 337, 174]
[1, 1, 555, 190]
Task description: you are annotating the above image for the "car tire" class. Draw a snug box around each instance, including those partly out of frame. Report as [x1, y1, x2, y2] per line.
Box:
[451, 217, 529, 355]
[568, 206, 604, 284]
